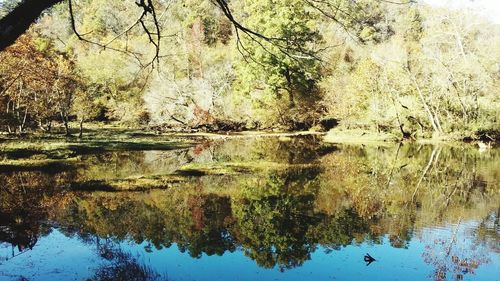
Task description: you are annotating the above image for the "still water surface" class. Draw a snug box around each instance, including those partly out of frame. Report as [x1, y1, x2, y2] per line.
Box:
[0, 135, 498, 281]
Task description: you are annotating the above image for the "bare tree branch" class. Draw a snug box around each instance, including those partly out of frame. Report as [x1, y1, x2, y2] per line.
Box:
[68, 0, 145, 65]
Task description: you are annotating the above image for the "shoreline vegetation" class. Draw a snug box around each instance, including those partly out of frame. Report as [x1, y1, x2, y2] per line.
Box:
[0, 121, 497, 145]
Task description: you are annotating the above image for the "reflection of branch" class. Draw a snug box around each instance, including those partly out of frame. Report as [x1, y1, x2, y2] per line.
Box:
[385, 143, 401, 189]
[446, 217, 462, 256]
[411, 146, 441, 202]
[3, 245, 31, 262]
[443, 168, 464, 208]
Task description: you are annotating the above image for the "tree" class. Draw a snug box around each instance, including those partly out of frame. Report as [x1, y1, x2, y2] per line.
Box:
[320, 4, 499, 139]
[72, 85, 102, 137]
[0, 32, 80, 134]
[232, 0, 327, 129]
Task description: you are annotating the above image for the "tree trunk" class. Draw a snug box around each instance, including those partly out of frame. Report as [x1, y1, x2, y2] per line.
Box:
[454, 29, 467, 63]
[38, 120, 46, 132]
[78, 118, 84, 138]
[443, 72, 469, 123]
[284, 67, 295, 108]
[0, 0, 64, 51]
[60, 111, 70, 136]
[406, 69, 442, 134]
[19, 107, 28, 133]
[431, 105, 443, 133]
[389, 91, 411, 139]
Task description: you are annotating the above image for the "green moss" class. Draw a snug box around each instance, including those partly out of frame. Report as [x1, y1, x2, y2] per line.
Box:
[0, 136, 194, 161]
[0, 158, 79, 172]
[70, 175, 187, 192]
[177, 161, 319, 176]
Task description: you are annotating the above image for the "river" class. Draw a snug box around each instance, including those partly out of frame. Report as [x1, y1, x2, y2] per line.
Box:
[0, 134, 498, 281]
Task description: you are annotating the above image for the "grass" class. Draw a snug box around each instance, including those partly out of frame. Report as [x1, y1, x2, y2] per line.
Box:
[0, 158, 78, 172]
[0, 135, 195, 161]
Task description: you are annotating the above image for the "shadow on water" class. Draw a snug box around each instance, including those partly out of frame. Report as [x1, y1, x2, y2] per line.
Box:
[0, 135, 498, 280]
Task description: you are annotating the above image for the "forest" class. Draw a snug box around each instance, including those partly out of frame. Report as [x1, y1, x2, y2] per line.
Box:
[1, 2, 499, 280]
[0, 0, 499, 141]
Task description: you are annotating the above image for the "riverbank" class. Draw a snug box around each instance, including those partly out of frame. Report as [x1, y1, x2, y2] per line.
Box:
[323, 128, 499, 146]
[1, 121, 498, 146]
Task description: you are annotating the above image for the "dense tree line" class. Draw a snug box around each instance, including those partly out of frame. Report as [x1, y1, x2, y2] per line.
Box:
[0, 0, 498, 139]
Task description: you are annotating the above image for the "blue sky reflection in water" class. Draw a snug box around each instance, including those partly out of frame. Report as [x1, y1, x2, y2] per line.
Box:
[0, 136, 498, 281]
[0, 221, 498, 281]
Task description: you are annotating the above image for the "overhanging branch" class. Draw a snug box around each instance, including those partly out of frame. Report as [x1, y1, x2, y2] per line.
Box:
[0, 0, 63, 51]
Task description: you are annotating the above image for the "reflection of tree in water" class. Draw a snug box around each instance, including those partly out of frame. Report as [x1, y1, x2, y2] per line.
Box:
[404, 145, 499, 279]
[422, 218, 493, 281]
[310, 208, 369, 250]
[90, 241, 169, 281]
[53, 188, 238, 259]
[0, 171, 69, 260]
[0, 141, 499, 274]
[473, 208, 499, 254]
[52, 166, 377, 271]
[231, 167, 371, 270]
[0, 218, 40, 259]
[233, 169, 321, 270]
[179, 193, 236, 257]
[232, 168, 375, 270]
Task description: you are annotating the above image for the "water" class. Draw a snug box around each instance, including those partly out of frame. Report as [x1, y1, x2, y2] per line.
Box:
[0, 134, 498, 281]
